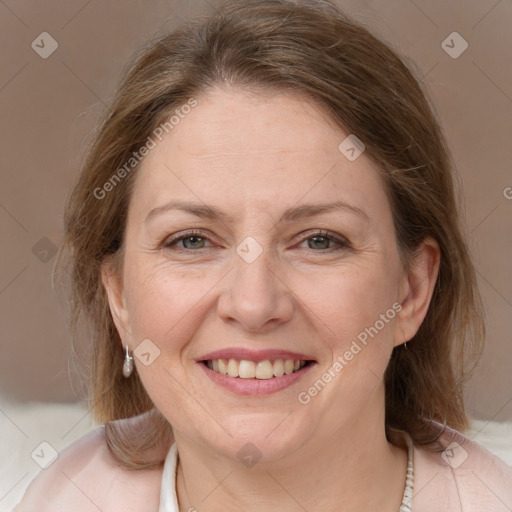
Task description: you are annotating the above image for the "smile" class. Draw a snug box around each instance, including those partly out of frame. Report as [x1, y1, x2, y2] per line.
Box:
[204, 358, 309, 379]
[199, 358, 316, 395]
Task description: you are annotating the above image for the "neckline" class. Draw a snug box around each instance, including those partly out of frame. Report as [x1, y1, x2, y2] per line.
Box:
[157, 442, 179, 512]
[158, 433, 414, 512]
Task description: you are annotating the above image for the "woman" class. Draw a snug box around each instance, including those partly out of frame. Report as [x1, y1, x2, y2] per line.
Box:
[15, 0, 512, 510]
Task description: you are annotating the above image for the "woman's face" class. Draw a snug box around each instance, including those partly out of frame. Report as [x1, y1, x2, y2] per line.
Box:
[104, 86, 420, 461]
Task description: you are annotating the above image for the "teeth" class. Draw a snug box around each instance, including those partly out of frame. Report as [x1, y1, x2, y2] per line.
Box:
[284, 359, 294, 375]
[239, 360, 256, 378]
[205, 358, 308, 379]
[255, 360, 274, 379]
[218, 359, 228, 375]
[227, 359, 239, 377]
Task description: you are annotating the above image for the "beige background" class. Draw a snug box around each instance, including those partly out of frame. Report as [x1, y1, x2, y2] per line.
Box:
[0, 0, 511, 421]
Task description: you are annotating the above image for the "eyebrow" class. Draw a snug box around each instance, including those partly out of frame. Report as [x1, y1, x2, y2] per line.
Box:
[144, 199, 370, 224]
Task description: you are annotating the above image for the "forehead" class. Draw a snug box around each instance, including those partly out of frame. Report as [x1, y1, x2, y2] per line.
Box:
[129, 86, 389, 224]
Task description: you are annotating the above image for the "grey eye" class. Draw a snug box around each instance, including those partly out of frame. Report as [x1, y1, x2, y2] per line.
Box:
[181, 235, 208, 249]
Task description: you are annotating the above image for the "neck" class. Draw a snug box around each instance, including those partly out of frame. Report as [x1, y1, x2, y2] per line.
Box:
[173, 393, 408, 511]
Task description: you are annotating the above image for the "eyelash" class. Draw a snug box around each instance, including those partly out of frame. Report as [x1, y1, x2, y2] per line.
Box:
[161, 229, 350, 253]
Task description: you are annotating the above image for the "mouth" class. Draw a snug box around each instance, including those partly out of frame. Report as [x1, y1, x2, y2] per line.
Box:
[196, 348, 317, 395]
[199, 358, 316, 395]
[202, 358, 314, 379]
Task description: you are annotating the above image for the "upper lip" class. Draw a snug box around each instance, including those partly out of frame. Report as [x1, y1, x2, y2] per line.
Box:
[197, 348, 316, 363]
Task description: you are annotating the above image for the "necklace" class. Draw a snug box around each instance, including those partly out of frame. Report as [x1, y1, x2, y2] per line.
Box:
[398, 432, 414, 511]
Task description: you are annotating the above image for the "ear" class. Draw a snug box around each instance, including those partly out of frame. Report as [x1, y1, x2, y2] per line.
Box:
[394, 236, 441, 347]
[101, 258, 132, 344]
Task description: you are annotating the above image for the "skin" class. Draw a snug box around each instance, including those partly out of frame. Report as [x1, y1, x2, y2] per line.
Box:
[102, 86, 440, 511]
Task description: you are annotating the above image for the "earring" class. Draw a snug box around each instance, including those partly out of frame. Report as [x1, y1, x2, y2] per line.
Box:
[123, 345, 134, 378]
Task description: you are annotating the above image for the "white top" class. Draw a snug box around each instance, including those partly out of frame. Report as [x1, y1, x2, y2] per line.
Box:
[158, 443, 179, 512]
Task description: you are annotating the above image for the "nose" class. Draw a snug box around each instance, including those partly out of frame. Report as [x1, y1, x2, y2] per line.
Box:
[216, 243, 294, 334]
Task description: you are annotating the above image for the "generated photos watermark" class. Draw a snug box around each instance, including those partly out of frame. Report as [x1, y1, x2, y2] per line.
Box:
[93, 97, 198, 200]
[297, 301, 402, 405]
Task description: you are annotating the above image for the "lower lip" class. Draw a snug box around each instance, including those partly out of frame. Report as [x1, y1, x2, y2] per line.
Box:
[198, 362, 315, 395]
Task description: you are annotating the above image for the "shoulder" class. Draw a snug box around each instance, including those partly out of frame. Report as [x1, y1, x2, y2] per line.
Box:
[413, 422, 512, 511]
[14, 421, 164, 512]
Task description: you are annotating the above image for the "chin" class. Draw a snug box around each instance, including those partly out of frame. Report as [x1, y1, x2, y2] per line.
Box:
[198, 412, 314, 464]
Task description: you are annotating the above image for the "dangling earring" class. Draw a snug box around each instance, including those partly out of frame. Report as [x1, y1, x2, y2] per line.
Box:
[123, 345, 134, 378]
[404, 341, 408, 350]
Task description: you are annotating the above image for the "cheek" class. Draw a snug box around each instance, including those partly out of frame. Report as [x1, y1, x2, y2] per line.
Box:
[312, 264, 401, 397]
[317, 261, 398, 337]
[122, 263, 211, 402]
[125, 260, 217, 340]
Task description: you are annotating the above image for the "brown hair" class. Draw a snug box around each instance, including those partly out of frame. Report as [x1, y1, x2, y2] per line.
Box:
[56, 0, 485, 468]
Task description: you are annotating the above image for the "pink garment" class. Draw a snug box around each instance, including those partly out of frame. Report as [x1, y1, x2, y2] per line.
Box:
[14, 419, 512, 511]
[412, 422, 512, 511]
